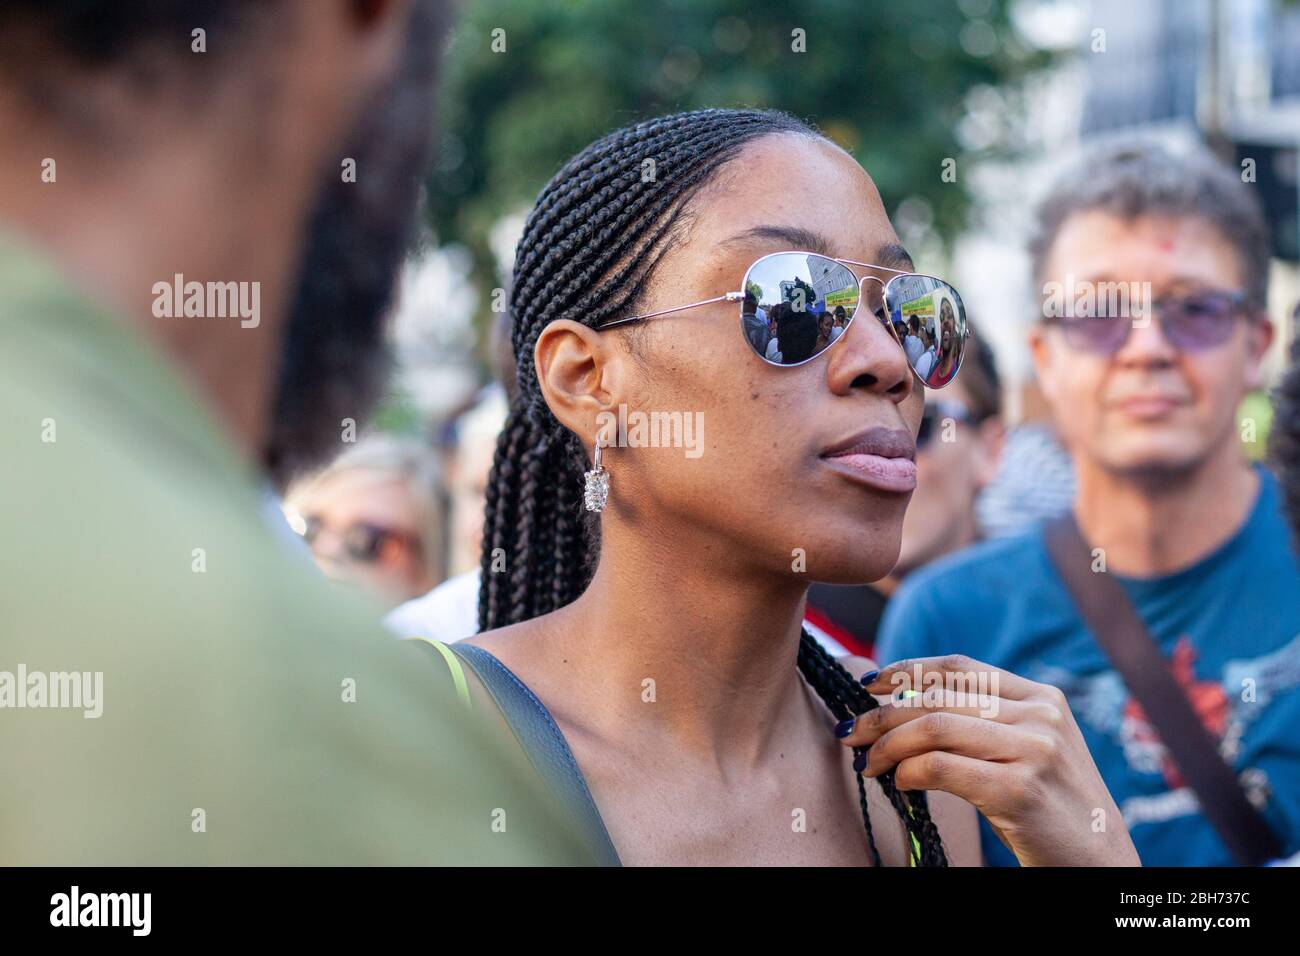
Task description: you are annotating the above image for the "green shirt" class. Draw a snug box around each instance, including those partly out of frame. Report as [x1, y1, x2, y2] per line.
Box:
[0, 229, 589, 864]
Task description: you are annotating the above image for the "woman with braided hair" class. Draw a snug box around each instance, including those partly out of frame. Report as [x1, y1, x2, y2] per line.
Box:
[442, 108, 1138, 866]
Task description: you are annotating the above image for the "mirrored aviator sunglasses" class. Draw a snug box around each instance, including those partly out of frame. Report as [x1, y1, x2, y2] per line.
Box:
[600, 250, 969, 388]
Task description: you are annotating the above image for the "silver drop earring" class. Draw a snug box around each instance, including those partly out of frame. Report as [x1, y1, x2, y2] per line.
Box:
[584, 440, 610, 513]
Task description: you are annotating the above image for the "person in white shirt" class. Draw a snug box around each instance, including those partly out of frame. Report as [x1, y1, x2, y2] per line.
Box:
[902, 317, 926, 367]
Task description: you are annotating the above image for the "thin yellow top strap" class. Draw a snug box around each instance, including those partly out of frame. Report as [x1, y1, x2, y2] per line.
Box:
[403, 636, 472, 711]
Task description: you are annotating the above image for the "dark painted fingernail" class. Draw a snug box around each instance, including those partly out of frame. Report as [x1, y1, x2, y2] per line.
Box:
[852, 750, 868, 773]
[858, 669, 879, 686]
[834, 718, 856, 739]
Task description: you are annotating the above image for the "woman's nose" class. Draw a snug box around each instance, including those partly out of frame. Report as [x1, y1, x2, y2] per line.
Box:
[826, 298, 915, 401]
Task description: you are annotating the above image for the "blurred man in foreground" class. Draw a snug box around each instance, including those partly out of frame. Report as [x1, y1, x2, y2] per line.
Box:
[0, 0, 586, 864]
[879, 142, 1300, 865]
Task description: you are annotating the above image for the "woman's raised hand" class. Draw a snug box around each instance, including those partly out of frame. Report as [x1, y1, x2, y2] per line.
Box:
[839, 655, 1140, 867]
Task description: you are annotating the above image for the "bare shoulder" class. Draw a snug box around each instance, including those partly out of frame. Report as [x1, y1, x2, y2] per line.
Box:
[460, 613, 576, 714]
[461, 617, 538, 656]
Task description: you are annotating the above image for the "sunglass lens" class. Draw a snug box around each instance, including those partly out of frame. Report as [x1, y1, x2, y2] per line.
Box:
[1059, 314, 1130, 354]
[343, 525, 385, 563]
[301, 515, 323, 545]
[1162, 291, 1238, 350]
[885, 275, 967, 388]
[741, 253, 858, 365]
[916, 408, 937, 449]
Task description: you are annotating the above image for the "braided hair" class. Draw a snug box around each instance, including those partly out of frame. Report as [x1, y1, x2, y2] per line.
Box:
[479, 108, 947, 866]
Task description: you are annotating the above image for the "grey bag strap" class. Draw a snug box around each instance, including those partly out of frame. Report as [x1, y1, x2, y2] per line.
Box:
[1043, 513, 1282, 865]
[449, 643, 622, 866]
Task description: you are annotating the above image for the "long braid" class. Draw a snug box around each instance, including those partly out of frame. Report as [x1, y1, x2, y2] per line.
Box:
[798, 629, 948, 866]
[478, 108, 947, 866]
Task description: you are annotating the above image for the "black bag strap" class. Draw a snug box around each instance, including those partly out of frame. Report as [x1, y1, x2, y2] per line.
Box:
[1043, 512, 1282, 865]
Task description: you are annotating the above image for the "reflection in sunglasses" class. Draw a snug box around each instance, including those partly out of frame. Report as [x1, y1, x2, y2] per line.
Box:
[606, 249, 968, 387]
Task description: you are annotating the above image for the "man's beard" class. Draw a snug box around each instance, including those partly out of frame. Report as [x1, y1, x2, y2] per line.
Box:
[262, 1, 445, 489]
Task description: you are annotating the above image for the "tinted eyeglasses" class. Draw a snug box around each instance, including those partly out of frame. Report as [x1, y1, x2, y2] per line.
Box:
[300, 515, 419, 564]
[1047, 288, 1252, 354]
[917, 400, 976, 450]
[598, 250, 969, 389]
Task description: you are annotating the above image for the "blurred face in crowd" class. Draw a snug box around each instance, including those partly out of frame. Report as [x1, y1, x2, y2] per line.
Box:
[1030, 212, 1272, 482]
[447, 420, 501, 576]
[895, 381, 1002, 575]
[290, 468, 437, 610]
[540, 134, 924, 583]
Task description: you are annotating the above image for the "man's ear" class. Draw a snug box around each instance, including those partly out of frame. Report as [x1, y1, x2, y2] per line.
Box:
[534, 320, 627, 441]
[349, 0, 411, 28]
[343, 0, 414, 77]
[311, 0, 414, 111]
[1027, 322, 1059, 405]
[1243, 314, 1276, 391]
[974, 416, 1006, 489]
[280, 0, 415, 160]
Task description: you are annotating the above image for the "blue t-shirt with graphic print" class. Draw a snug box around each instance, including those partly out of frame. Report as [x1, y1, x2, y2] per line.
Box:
[876, 466, 1300, 866]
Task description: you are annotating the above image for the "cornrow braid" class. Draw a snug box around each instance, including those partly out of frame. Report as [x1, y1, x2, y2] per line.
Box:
[479, 108, 947, 867]
[797, 628, 948, 866]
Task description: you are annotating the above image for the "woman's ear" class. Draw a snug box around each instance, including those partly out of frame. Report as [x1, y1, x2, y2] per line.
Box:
[1027, 322, 1059, 405]
[534, 319, 627, 439]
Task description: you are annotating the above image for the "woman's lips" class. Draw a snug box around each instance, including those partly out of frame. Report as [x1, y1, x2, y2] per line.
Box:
[821, 452, 918, 493]
[820, 426, 917, 493]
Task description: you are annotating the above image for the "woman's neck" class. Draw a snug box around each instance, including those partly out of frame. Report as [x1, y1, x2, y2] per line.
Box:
[535, 524, 817, 770]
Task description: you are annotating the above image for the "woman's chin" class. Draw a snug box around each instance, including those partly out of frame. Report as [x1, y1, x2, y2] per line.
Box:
[802, 555, 900, 586]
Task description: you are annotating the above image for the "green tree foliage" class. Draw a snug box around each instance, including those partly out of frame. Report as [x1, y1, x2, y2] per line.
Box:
[428, 0, 1048, 292]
